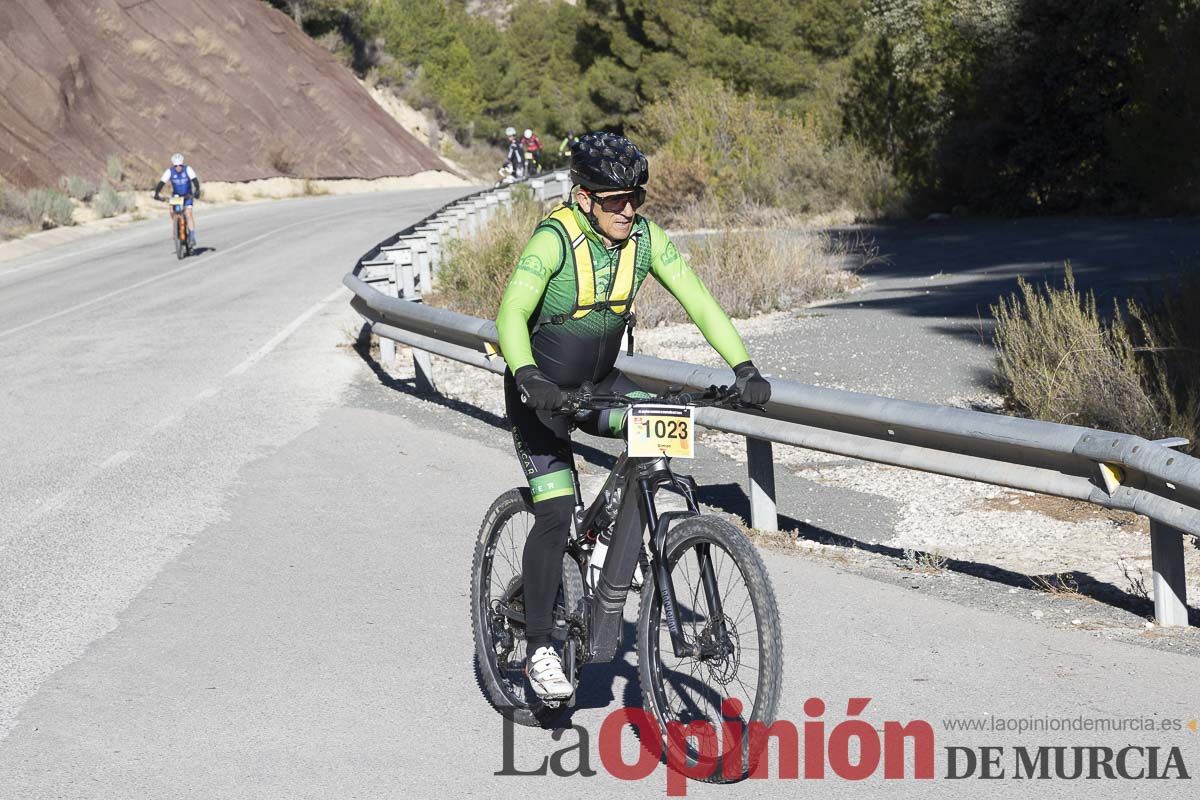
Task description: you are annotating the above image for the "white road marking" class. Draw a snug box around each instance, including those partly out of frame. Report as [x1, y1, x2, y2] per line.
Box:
[195, 387, 220, 401]
[0, 209, 359, 341]
[226, 287, 348, 377]
[152, 415, 181, 432]
[99, 451, 134, 469]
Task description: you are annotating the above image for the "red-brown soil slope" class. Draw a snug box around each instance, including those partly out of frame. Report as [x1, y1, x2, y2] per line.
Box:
[0, 0, 447, 188]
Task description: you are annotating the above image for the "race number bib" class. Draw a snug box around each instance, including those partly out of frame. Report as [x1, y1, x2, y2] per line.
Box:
[627, 405, 694, 459]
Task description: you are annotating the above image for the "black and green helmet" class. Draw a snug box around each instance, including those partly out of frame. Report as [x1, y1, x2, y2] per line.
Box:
[569, 132, 649, 191]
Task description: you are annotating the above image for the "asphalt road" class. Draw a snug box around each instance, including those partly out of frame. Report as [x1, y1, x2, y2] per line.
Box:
[0, 187, 473, 739]
[2, 205, 1199, 797]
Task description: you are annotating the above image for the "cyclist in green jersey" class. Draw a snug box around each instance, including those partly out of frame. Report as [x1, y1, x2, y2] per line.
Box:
[495, 131, 771, 700]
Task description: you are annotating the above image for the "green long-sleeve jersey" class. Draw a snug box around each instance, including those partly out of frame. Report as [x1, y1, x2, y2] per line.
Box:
[496, 203, 750, 387]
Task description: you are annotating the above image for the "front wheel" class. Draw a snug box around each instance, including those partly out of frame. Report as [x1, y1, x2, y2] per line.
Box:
[471, 488, 584, 728]
[636, 515, 783, 782]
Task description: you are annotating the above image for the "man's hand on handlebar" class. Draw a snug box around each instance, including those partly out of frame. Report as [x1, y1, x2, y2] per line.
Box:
[514, 365, 563, 410]
[733, 360, 772, 405]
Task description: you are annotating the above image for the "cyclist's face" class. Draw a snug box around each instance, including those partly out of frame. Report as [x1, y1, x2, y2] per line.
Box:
[579, 188, 643, 243]
[173, 164, 183, 172]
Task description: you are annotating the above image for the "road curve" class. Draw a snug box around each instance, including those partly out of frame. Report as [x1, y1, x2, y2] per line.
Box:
[0, 187, 475, 738]
[1, 202, 1198, 797]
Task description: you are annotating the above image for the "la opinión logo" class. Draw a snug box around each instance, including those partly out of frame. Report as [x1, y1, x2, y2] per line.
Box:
[497, 697, 935, 796]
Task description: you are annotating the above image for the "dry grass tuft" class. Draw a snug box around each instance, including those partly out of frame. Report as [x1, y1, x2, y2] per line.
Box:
[163, 63, 189, 89]
[635, 228, 871, 326]
[425, 187, 544, 319]
[992, 264, 1200, 447]
[903, 547, 949, 572]
[128, 39, 160, 62]
[1027, 572, 1084, 599]
[265, 140, 301, 176]
[194, 27, 242, 71]
[427, 191, 870, 325]
[302, 178, 329, 196]
[1118, 559, 1151, 601]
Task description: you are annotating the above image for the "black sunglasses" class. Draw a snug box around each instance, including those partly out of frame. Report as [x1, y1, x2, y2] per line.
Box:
[587, 187, 646, 213]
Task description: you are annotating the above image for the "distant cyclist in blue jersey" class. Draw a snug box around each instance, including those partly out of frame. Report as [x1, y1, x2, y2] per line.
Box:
[153, 153, 201, 248]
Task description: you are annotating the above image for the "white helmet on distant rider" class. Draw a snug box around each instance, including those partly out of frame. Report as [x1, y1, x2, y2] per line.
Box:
[171, 153, 185, 166]
[505, 127, 516, 137]
[524, 129, 533, 139]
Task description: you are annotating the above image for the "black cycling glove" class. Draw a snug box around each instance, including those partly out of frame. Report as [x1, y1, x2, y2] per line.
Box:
[732, 360, 771, 405]
[514, 365, 563, 410]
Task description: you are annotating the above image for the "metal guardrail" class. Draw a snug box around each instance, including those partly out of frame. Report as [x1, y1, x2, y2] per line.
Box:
[344, 177, 1199, 627]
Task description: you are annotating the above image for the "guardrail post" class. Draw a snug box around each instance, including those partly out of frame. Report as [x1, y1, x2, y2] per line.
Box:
[1150, 519, 1189, 626]
[412, 238, 432, 295]
[747, 438, 778, 532]
[531, 178, 546, 201]
[379, 261, 398, 364]
[395, 249, 436, 393]
[555, 171, 570, 202]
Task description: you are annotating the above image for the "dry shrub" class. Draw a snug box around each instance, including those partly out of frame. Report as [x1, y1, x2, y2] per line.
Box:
[634, 80, 904, 228]
[194, 27, 242, 71]
[94, 185, 136, 218]
[302, 178, 329, 196]
[60, 175, 97, 201]
[163, 63, 189, 89]
[634, 229, 867, 326]
[992, 264, 1200, 446]
[106, 154, 125, 185]
[642, 150, 712, 228]
[20, 188, 75, 228]
[128, 39, 160, 62]
[265, 140, 301, 175]
[427, 185, 870, 325]
[426, 187, 545, 318]
[0, 181, 29, 239]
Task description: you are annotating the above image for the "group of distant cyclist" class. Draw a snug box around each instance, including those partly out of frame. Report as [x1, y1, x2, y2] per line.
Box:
[500, 127, 580, 184]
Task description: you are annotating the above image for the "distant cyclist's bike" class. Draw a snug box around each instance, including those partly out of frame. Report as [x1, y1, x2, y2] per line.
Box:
[168, 195, 192, 259]
[523, 150, 541, 177]
[472, 385, 782, 779]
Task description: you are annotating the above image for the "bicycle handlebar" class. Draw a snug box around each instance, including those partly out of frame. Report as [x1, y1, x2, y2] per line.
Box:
[555, 383, 763, 416]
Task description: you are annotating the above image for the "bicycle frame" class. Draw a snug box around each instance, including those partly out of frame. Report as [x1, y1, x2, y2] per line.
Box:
[564, 450, 730, 666]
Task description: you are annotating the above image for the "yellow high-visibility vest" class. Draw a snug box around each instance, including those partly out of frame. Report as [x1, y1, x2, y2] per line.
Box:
[544, 205, 639, 321]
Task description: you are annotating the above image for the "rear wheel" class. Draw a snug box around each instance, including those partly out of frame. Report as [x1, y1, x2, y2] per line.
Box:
[472, 488, 584, 727]
[636, 515, 783, 782]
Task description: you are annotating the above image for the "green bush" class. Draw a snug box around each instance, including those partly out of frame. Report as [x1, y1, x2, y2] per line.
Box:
[991, 265, 1200, 449]
[60, 175, 98, 202]
[94, 185, 136, 218]
[21, 188, 75, 228]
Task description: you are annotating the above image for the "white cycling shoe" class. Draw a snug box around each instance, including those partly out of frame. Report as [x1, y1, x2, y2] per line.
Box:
[527, 646, 574, 700]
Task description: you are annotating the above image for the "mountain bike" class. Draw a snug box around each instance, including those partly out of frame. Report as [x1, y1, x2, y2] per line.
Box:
[471, 384, 782, 779]
[168, 195, 192, 259]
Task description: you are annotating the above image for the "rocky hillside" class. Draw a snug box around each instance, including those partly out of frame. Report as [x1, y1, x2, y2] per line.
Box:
[0, 0, 447, 188]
